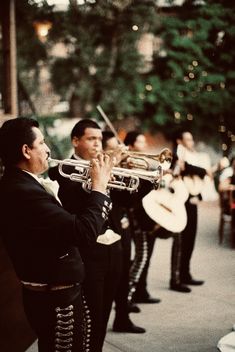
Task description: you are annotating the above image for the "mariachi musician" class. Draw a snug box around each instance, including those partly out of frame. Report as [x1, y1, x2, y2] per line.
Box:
[172, 129, 212, 289]
[102, 131, 146, 333]
[144, 129, 209, 292]
[123, 131, 162, 305]
[96, 107, 172, 306]
[49, 119, 123, 352]
[0, 117, 114, 352]
[142, 169, 190, 292]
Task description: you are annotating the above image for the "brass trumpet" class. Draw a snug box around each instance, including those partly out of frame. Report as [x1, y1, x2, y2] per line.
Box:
[120, 148, 172, 172]
[48, 154, 166, 192]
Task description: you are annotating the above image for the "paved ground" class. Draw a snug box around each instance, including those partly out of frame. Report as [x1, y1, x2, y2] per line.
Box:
[27, 201, 235, 352]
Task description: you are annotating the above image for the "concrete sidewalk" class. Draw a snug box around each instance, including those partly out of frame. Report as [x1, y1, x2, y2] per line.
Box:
[27, 201, 235, 352]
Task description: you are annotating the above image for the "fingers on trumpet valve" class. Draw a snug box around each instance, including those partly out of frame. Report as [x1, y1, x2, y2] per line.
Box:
[95, 153, 117, 172]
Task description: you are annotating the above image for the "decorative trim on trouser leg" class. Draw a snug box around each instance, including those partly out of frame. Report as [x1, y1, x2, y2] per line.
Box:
[54, 304, 74, 352]
[82, 294, 91, 352]
[128, 231, 148, 303]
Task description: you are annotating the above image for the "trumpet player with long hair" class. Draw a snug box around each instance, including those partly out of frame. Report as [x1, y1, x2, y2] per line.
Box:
[49, 119, 124, 352]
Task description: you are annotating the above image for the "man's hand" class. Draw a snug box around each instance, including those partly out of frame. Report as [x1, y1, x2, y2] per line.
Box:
[90, 153, 114, 194]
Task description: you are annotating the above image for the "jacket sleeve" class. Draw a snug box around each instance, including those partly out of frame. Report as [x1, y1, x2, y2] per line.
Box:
[12, 183, 112, 248]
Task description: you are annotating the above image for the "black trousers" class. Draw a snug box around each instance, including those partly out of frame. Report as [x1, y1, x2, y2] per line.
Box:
[171, 233, 182, 284]
[81, 240, 122, 352]
[180, 200, 198, 280]
[132, 232, 156, 299]
[127, 206, 157, 301]
[114, 228, 131, 321]
[22, 284, 85, 352]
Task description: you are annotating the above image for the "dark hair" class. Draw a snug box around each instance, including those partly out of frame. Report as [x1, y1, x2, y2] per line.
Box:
[71, 119, 101, 139]
[171, 128, 192, 149]
[123, 131, 141, 147]
[0, 117, 39, 167]
[173, 127, 193, 142]
[102, 131, 115, 149]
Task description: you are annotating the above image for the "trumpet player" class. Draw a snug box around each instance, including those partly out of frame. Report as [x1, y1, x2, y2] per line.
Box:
[171, 129, 208, 288]
[49, 119, 124, 352]
[0, 117, 113, 352]
[102, 131, 146, 334]
[123, 131, 161, 305]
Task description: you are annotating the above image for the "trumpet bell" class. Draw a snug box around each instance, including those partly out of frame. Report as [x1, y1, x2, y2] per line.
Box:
[122, 148, 172, 172]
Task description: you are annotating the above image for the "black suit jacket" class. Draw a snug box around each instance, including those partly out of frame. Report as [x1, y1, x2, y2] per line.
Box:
[0, 167, 111, 284]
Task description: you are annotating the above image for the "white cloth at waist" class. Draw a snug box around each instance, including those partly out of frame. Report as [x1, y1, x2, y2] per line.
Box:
[96, 229, 121, 245]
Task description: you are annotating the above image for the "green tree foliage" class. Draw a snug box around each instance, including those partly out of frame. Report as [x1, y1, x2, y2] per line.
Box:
[15, 0, 53, 95]
[141, 0, 235, 148]
[49, 0, 157, 119]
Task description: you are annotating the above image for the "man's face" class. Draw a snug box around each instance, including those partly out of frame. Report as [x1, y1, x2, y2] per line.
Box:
[72, 127, 102, 160]
[132, 134, 147, 152]
[180, 132, 194, 151]
[27, 127, 50, 175]
[104, 137, 119, 151]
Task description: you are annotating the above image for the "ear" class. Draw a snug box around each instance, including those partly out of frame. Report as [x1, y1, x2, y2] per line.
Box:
[22, 144, 31, 160]
[72, 136, 80, 148]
